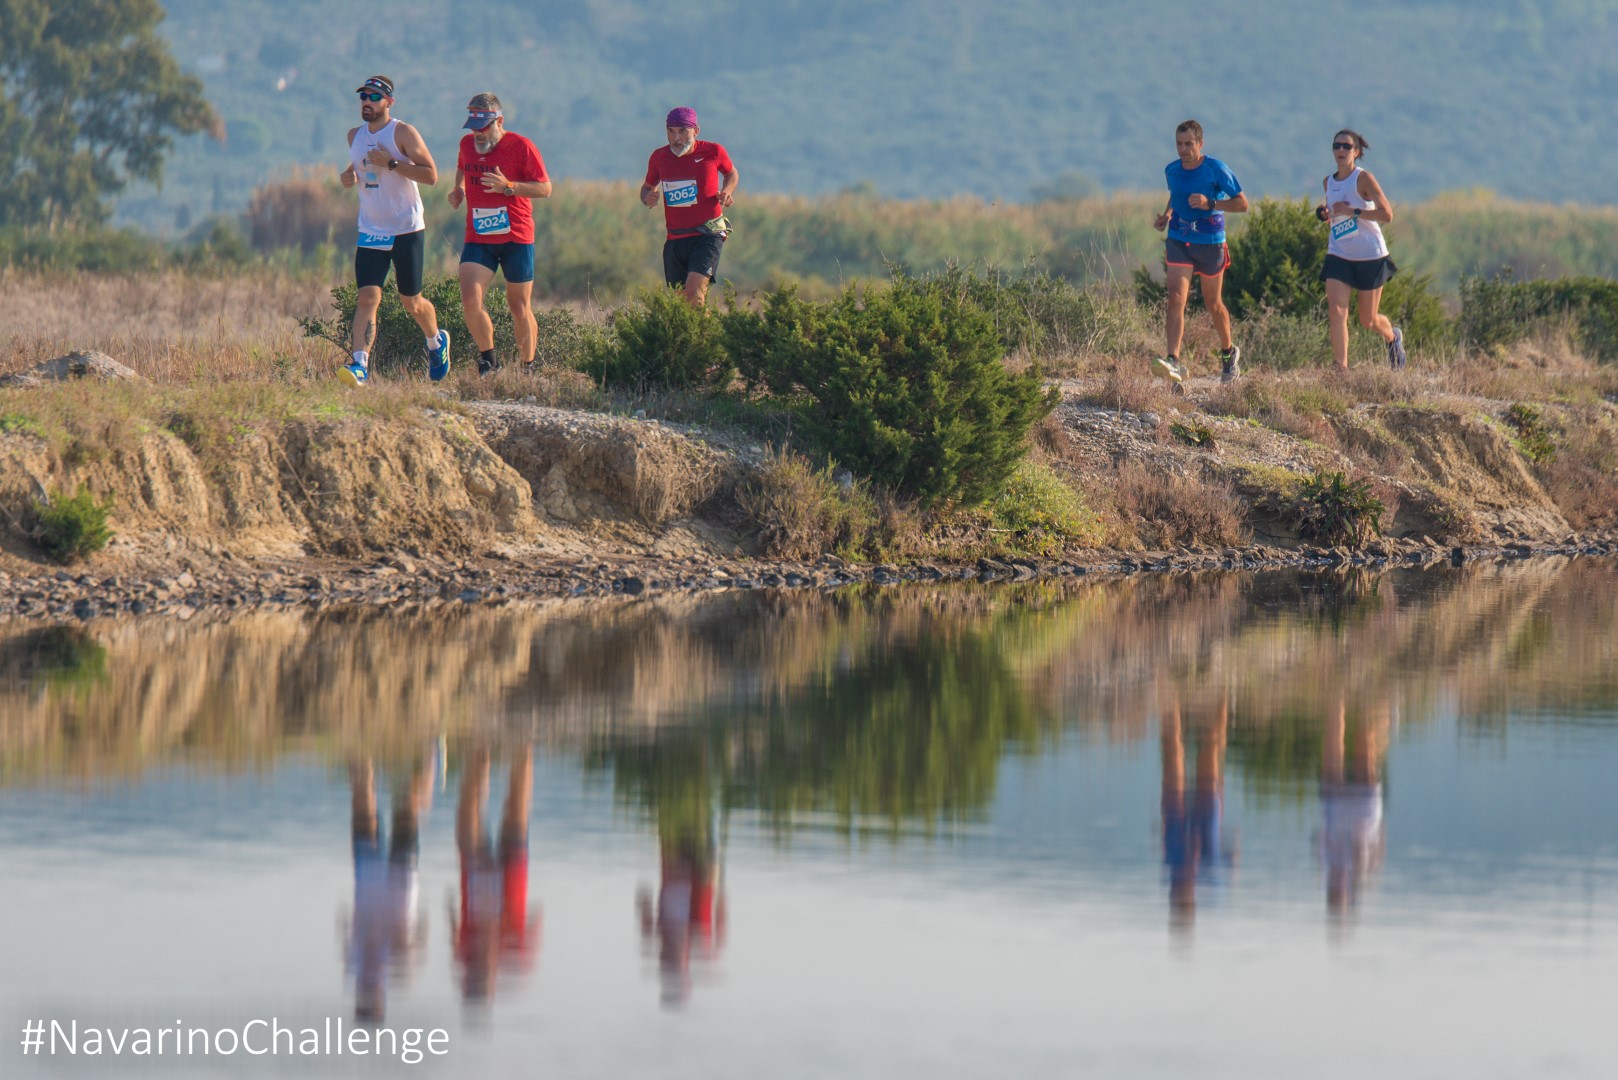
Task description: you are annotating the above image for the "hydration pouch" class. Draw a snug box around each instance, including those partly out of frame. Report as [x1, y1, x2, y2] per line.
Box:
[700, 215, 731, 238]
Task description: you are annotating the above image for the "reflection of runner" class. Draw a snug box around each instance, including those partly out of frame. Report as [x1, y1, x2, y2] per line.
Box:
[1320, 697, 1389, 925]
[1315, 130, 1406, 372]
[338, 75, 450, 387]
[345, 755, 433, 1022]
[638, 107, 738, 308]
[1159, 696, 1236, 938]
[637, 814, 726, 1008]
[1150, 120, 1249, 386]
[450, 745, 539, 1005]
[448, 93, 552, 376]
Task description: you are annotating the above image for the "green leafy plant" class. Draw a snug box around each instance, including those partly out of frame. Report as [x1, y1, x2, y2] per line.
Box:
[1295, 470, 1385, 548]
[587, 286, 732, 390]
[1169, 422, 1216, 448]
[1504, 402, 1556, 464]
[727, 273, 1058, 506]
[36, 486, 116, 563]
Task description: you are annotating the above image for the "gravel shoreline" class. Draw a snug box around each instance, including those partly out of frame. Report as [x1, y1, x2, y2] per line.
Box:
[4, 534, 1614, 626]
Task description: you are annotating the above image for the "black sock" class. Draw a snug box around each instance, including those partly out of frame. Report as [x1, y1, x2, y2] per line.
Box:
[479, 349, 496, 367]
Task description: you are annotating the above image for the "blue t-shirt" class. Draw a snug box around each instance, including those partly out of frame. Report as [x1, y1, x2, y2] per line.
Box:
[1164, 156, 1243, 245]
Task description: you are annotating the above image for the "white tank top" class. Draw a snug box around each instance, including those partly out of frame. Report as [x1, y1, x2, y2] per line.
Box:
[350, 118, 425, 237]
[1324, 166, 1388, 261]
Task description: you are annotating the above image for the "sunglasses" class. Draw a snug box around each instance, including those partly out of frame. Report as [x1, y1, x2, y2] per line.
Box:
[1332, 141, 1355, 151]
[358, 92, 387, 102]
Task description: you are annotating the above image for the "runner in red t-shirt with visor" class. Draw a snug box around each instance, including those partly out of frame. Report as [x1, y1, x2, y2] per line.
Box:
[639, 107, 738, 307]
[449, 92, 552, 375]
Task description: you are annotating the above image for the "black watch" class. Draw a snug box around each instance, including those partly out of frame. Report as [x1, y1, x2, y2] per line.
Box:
[1353, 207, 1361, 217]
[387, 158, 398, 171]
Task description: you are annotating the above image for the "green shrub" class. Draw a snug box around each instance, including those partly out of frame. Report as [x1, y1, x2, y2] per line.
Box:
[1225, 198, 1328, 320]
[727, 275, 1059, 506]
[1505, 403, 1556, 464]
[1295, 471, 1384, 548]
[299, 276, 591, 375]
[587, 287, 732, 390]
[984, 460, 1103, 554]
[1458, 273, 1618, 361]
[37, 485, 116, 563]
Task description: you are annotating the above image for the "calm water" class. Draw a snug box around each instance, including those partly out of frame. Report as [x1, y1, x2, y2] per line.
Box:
[3, 560, 1617, 1079]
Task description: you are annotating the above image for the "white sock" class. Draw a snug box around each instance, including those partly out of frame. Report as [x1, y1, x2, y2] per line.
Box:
[351, 350, 368, 368]
[426, 334, 439, 349]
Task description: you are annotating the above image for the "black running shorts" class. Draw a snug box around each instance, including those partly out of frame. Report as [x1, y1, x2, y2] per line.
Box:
[355, 228, 427, 296]
[1321, 254, 1398, 292]
[663, 233, 725, 286]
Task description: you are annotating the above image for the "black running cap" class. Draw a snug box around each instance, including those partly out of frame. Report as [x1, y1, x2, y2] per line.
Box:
[355, 75, 394, 97]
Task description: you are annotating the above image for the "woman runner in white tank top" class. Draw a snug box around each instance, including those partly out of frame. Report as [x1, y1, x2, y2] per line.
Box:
[1315, 129, 1407, 371]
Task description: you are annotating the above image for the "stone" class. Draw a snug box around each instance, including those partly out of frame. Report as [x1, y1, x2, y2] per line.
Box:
[0, 350, 145, 387]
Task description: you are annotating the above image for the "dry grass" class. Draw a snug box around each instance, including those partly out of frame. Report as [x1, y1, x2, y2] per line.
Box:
[0, 268, 336, 383]
[1079, 364, 1184, 415]
[1107, 459, 1250, 549]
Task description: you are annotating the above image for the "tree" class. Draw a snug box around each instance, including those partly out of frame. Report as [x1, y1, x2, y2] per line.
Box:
[0, 0, 216, 229]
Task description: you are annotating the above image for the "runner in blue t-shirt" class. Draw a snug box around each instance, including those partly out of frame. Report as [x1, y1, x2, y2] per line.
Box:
[1150, 120, 1249, 386]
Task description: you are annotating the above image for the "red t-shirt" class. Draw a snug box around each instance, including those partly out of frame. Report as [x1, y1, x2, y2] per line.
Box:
[644, 141, 734, 238]
[458, 132, 549, 245]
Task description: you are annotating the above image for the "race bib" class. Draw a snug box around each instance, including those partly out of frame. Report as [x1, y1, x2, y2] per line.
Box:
[357, 231, 394, 250]
[472, 206, 511, 236]
[1331, 217, 1359, 241]
[662, 179, 699, 208]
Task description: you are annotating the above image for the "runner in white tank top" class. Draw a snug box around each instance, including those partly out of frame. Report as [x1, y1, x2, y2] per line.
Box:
[350, 118, 425, 238]
[338, 75, 451, 386]
[1314, 129, 1406, 372]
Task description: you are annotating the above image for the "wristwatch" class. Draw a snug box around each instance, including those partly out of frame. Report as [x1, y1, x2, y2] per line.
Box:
[503, 184, 516, 197]
[1353, 207, 1362, 217]
[387, 159, 398, 171]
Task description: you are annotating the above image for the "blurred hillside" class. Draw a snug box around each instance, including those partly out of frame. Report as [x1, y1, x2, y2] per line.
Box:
[120, 0, 1618, 231]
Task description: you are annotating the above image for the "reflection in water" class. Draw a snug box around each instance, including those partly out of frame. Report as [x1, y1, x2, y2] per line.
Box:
[345, 753, 434, 1022]
[1320, 695, 1390, 927]
[1160, 695, 1236, 938]
[638, 808, 726, 1008]
[451, 745, 539, 1007]
[3, 560, 1618, 1075]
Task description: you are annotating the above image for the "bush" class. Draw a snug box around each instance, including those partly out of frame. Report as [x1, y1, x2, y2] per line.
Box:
[37, 485, 115, 563]
[299, 276, 592, 375]
[1458, 273, 1618, 361]
[983, 460, 1103, 554]
[727, 274, 1059, 506]
[587, 287, 732, 390]
[1505, 403, 1556, 464]
[1295, 471, 1384, 547]
[739, 449, 883, 560]
[1225, 198, 1328, 320]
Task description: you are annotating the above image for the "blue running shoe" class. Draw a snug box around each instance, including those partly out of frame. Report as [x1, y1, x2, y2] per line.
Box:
[339, 361, 369, 387]
[428, 329, 452, 382]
